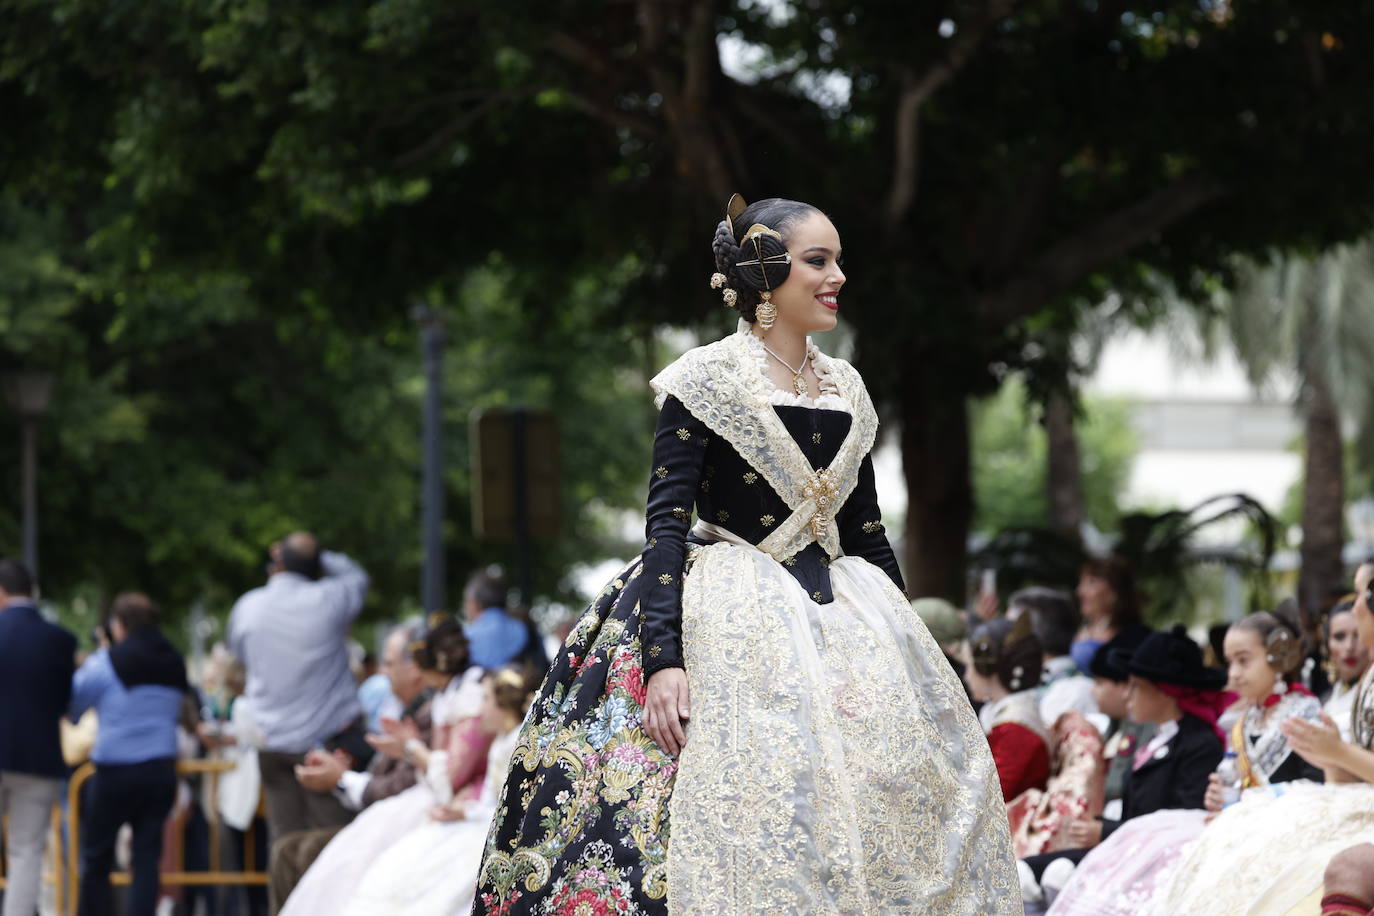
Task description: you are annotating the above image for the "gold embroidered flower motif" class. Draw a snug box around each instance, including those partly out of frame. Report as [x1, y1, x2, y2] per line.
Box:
[700, 480, 711, 492]
[812, 590, 823, 601]
[658, 573, 673, 585]
[654, 466, 668, 479]
[675, 428, 691, 441]
[812, 432, 822, 444]
[647, 537, 657, 549]
[672, 507, 690, 521]
[783, 556, 797, 567]
[862, 520, 884, 534]
[648, 645, 662, 657]
[717, 509, 730, 522]
[742, 472, 758, 484]
[760, 514, 776, 527]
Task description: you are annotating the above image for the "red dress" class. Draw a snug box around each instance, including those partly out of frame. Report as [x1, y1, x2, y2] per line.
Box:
[979, 690, 1051, 801]
[988, 722, 1051, 800]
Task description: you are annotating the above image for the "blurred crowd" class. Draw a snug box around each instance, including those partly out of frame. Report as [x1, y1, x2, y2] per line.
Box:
[0, 532, 548, 916]
[7, 532, 1374, 916]
[912, 555, 1374, 916]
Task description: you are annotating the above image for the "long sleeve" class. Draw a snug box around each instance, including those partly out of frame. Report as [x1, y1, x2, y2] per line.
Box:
[837, 454, 904, 591]
[638, 397, 710, 677]
[69, 650, 114, 722]
[319, 551, 369, 624]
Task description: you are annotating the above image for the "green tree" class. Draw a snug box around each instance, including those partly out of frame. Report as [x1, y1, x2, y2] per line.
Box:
[5, 0, 1374, 605]
[972, 378, 1137, 534]
[1222, 238, 1374, 613]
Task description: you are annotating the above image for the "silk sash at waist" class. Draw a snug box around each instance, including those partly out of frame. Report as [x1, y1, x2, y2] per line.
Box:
[692, 521, 847, 563]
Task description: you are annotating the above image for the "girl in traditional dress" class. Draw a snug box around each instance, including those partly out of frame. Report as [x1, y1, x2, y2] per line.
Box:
[1153, 561, 1374, 916]
[343, 668, 533, 915]
[966, 615, 1052, 801]
[1043, 608, 1323, 915]
[473, 196, 1020, 915]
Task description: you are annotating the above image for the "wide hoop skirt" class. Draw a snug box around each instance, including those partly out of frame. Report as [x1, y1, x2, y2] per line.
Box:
[474, 542, 1019, 915]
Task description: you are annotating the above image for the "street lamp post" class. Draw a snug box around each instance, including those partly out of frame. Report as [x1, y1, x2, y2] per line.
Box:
[3, 371, 54, 580]
[412, 305, 447, 613]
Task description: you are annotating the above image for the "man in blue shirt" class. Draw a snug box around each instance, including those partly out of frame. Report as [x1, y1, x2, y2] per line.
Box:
[0, 558, 76, 916]
[70, 592, 187, 916]
[462, 569, 529, 669]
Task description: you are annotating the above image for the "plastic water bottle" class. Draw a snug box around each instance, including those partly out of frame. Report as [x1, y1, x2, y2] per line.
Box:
[1216, 751, 1241, 807]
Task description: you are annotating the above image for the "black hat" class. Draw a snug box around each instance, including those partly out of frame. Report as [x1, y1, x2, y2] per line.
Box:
[1124, 624, 1227, 691]
[1090, 624, 1153, 682]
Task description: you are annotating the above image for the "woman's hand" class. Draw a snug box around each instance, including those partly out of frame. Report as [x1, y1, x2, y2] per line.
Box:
[1203, 771, 1227, 813]
[1065, 817, 1103, 849]
[644, 668, 690, 757]
[1283, 713, 1346, 769]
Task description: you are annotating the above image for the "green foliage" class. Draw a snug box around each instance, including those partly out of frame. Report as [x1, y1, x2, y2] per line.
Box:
[972, 379, 1137, 534]
[5, 0, 1374, 609]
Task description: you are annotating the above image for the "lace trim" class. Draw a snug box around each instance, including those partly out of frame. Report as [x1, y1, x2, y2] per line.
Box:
[979, 690, 1052, 747]
[735, 321, 849, 411]
[1237, 691, 1322, 785]
[651, 330, 879, 561]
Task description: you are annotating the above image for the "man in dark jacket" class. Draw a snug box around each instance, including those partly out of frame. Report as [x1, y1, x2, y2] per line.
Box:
[0, 558, 76, 916]
[70, 591, 188, 916]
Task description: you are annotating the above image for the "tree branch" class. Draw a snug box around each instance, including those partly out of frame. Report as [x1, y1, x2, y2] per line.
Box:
[884, 0, 1025, 230]
[980, 173, 1230, 326]
[392, 90, 533, 168]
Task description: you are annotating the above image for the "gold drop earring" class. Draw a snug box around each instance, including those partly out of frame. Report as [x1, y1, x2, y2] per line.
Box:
[756, 292, 777, 330]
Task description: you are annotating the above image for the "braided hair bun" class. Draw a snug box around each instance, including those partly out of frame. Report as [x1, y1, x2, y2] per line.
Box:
[710, 197, 821, 322]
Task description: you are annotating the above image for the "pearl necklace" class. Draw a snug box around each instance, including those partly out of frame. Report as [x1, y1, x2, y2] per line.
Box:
[760, 341, 811, 397]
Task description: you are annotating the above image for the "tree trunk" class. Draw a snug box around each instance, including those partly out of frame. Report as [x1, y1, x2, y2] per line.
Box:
[1045, 388, 1085, 540]
[900, 368, 973, 602]
[1298, 371, 1345, 616]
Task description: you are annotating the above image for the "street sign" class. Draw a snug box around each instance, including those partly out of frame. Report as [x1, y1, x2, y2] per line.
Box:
[471, 408, 562, 541]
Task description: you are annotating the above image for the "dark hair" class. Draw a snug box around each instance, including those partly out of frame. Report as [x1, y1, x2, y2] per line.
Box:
[1010, 587, 1080, 658]
[0, 558, 33, 597]
[465, 569, 507, 611]
[970, 617, 1044, 692]
[1232, 604, 1305, 681]
[280, 537, 322, 580]
[110, 592, 160, 634]
[711, 198, 822, 323]
[483, 666, 536, 720]
[412, 616, 469, 676]
[1080, 555, 1143, 630]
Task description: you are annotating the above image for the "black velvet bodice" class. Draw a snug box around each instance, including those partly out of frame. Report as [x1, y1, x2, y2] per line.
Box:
[637, 395, 904, 676]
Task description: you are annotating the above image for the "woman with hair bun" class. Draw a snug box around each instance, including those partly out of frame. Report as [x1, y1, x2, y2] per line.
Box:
[475, 196, 1019, 914]
[344, 667, 536, 915]
[965, 615, 1052, 801]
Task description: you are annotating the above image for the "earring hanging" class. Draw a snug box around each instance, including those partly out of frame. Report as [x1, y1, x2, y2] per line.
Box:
[756, 292, 777, 330]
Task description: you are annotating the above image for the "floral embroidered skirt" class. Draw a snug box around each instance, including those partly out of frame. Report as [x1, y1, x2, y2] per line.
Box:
[474, 542, 1020, 915]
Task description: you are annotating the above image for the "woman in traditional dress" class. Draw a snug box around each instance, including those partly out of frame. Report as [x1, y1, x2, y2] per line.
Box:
[279, 617, 490, 915]
[1153, 561, 1374, 916]
[1325, 597, 1373, 741]
[343, 668, 532, 915]
[966, 615, 1052, 800]
[1043, 608, 1323, 915]
[473, 196, 1019, 915]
